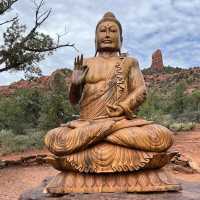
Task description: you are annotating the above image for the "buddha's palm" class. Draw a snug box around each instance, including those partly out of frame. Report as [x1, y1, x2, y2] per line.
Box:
[71, 54, 88, 85]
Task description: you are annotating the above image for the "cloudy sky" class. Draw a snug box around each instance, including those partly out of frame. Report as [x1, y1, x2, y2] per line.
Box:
[0, 0, 200, 85]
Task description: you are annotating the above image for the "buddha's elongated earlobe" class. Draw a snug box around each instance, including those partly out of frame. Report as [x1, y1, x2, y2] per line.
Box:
[95, 36, 98, 56]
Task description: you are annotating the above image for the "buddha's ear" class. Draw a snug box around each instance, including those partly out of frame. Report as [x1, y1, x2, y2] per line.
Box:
[120, 36, 123, 47]
[119, 36, 123, 50]
[95, 36, 98, 56]
[121, 36, 123, 43]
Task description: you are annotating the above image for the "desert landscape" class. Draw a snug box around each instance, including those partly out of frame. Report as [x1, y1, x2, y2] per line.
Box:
[0, 1, 200, 198]
[0, 49, 200, 199]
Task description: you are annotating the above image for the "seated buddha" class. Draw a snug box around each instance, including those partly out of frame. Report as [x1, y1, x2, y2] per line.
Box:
[44, 12, 180, 193]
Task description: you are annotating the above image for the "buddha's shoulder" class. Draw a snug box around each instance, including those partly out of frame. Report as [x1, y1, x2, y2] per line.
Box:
[83, 56, 139, 68]
[124, 56, 139, 66]
[83, 57, 98, 65]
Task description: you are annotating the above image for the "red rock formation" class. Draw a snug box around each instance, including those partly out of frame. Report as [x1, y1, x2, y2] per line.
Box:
[0, 67, 199, 96]
[144, 67, 200, 90]
[0, 68, 72, 96]
[0, 76, 50, 96]
[151, 49, 164, 71]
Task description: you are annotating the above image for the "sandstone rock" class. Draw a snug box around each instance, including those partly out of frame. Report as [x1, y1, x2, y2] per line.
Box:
[188, 159, 200, 173]
[0, 76, 50, 96]
[151, 49, 164, 71]
[0, 67, 199, 97]
[48, 68, 72, 92]
[0, 68, 72, 96]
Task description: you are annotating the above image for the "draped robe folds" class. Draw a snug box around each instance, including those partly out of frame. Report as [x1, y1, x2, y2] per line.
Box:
[45, 56, 173, 173]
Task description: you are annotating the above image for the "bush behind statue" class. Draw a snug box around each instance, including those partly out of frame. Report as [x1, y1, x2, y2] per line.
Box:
[0, 88, 78, 134]
[138, 83, 200, 130]
[0, 82, 199, 154]
[0, 129, 45, 155]
[0, 87, 78, 154]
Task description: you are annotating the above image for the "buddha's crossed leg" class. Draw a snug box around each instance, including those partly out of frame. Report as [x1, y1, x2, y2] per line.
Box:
[45, 120, 173, 156]
[106, 124, 173, 152]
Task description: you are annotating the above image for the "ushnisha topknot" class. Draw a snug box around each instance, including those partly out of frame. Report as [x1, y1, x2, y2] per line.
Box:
[95, 12, 122, 41]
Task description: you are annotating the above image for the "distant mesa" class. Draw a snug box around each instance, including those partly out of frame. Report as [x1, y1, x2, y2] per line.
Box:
[151, 49, 164, 72]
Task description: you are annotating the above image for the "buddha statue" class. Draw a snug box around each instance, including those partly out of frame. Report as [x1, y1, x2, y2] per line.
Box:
[44, 12, 181, 193]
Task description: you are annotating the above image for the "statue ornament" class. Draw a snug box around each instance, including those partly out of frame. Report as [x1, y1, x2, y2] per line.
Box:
[44, 12, 181, 193]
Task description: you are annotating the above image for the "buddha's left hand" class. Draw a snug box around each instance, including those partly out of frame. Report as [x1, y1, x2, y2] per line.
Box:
[106, 104, 124, 117]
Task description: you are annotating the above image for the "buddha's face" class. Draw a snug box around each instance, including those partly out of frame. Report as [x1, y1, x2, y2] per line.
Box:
[96, 21, 122, 52]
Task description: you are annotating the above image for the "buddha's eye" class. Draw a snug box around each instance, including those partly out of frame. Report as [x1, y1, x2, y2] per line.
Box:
[110, 28, 117, 33]
[99, 28, 106, 32]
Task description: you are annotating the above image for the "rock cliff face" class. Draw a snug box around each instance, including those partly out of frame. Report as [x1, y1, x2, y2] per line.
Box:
[0, 76, 50, 96]
[48, 69, 72, 92]
[0, 67, 199, 96]
[143, 67, 200, 92]
[0, 68, 72, 96]
[151, 49, 164, 71]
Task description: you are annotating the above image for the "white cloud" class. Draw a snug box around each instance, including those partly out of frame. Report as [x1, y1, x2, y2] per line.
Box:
[0, 0, 200, 85]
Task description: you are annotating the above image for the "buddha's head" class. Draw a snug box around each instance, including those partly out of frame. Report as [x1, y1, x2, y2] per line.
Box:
[95, 12, 123, 55]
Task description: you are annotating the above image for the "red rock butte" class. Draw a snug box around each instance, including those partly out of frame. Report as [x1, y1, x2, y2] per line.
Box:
[151, 49, 164, 71]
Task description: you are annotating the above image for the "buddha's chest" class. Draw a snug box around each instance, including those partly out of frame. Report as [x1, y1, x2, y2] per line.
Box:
[85, 58, 129, 83]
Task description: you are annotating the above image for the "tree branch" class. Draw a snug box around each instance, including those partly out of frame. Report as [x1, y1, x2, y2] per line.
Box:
[0, 65, 13, 72]
[0, 55, 31, 72]
[0, 0, 77, 74]
[0, 16, 17, 25]
[20, 0, 51, 46]
[24, 43, 76, 52]
[0, 50, 9, 65]
[0, 0, 18, 15]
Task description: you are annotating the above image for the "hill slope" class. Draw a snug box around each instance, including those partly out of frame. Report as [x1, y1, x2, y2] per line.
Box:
[0, 67, 199, 95]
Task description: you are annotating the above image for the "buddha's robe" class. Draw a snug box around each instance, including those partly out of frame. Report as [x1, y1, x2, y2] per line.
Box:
[45, 56, 173, 173]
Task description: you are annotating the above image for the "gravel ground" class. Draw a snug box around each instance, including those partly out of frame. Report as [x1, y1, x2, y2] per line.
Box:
[0, 165, 57, 200]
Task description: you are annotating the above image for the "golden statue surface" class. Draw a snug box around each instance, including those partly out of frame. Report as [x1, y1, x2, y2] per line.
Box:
[44, 12, 181, 193]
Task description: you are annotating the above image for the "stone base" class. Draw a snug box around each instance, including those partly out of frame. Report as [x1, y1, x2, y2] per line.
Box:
[19, 177, 200, 200]
[44, 169, 181, 194]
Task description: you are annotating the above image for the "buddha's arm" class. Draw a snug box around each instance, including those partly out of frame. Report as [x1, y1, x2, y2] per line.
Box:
[69, 83, 84, 105]
[69, 58, 88, 105]
[119, 59, 147, 117]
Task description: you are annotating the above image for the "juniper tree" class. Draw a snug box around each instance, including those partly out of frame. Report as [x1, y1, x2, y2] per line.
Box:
[0, 0, 75, 78]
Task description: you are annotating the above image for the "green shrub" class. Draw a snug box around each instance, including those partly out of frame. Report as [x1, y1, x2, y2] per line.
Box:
[0, 89, 44, 134]
[0, 129, 45, 155]
[38, 90, 78, 130]
[0, 87, 78, 133]
[169, 123, 182, 132]
[169, 122, 195, 132]
[181, 122, 196, 131]
[0, 71, 199, 153]
[138, 83, 200, 125]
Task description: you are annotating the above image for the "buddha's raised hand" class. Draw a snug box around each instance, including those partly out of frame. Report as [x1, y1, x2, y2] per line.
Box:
[71, 54, 88, 85]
